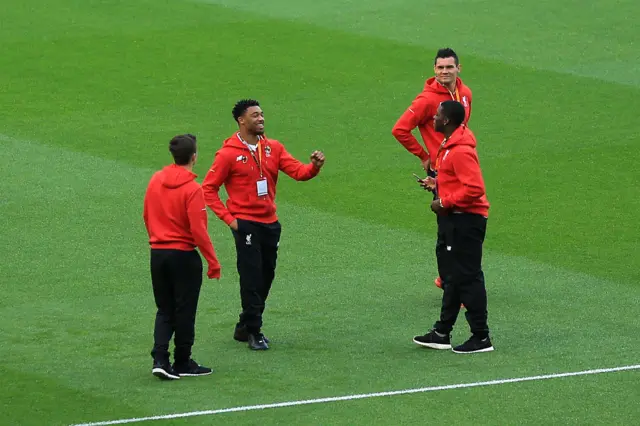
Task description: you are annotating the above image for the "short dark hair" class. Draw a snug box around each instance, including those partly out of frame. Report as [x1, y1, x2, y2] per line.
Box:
[169, 134, 197, 165]
[232, 99, 260, 122]
[434, 48, 459, 65]
[440, 101, 466, 128]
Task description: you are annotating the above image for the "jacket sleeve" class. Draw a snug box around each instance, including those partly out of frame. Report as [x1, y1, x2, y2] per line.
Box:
[143, 189, 149, 232]
[391, 96, 431, 162]
[142, 176, 153, 237]
[278, 145, 320, 181]
[187, 187, 221, 278]
[440, 148, 486, 209]
[202, 151, 235, 225]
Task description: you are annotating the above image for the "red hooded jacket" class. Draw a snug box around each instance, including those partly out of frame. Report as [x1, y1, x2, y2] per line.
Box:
[392, 77, 472, 165]
[202, 133, 320, 224]
[143, 164, 221, 278]
[435, 126, 489, 217]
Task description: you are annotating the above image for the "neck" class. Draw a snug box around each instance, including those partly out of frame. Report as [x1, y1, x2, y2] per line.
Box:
[436, 77, 456, 94]
[239, 129, 259, 146]
[442, 126, 457, 139]
[179, 163, 194, 172]
[444, 81, 456, 93]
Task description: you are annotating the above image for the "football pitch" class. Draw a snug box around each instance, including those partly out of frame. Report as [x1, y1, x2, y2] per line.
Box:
[1, 0, 639, 425]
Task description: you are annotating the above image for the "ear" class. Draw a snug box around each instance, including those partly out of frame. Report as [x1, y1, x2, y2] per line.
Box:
[457, 63, 462, 73]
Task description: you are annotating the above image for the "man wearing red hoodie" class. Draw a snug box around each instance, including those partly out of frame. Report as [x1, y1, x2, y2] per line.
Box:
[203, 99, 325, 351]
[412, 101, 493, 354]
[143, 134, 221, 380]
[392, 47, 472, 290]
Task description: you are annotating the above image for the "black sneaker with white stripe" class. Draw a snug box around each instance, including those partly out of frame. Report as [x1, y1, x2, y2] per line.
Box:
[248, 333, 269, 350]
[152, 361, 180, 380]
[234, 324, 270, 344]
[452, 335, 494, 354]
[172, 359, 213, 376]
[413, 329, 452, 350]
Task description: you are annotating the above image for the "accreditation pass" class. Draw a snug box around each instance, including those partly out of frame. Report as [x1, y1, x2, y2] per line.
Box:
[257, 178, 268, 196]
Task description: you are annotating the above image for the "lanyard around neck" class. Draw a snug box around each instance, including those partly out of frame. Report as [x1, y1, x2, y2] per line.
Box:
[434, 137, 450, 171]
[450, 87, 460, 102]
[238, 133, 263, 177]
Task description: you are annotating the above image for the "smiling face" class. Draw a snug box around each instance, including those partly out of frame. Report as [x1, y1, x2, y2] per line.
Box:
[239, 106, 265, 136]
[434, 56, 460, 87]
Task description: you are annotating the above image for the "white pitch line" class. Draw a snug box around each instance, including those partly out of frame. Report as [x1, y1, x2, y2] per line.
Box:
[70, 364, 640, 426]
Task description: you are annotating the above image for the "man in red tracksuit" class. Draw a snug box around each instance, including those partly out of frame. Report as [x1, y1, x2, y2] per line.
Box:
[143, 134, 221, 380]
[392, 48, 472, 290]
[202, 99, 325, 351]
[412, 101, 494, 354]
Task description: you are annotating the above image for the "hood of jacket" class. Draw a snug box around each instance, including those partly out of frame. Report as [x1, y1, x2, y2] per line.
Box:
[442, 125, 476, 150]
[424, 76, 465, 95]
[158, 164, 197, 189]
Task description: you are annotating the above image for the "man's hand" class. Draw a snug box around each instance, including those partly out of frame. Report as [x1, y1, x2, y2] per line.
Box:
[229, 219, 238, 231]
[421, 157, 431, 172]
[311, 150, 325, 168]
[431, 198, 446, 215]
[419, 176, 436, 192]
[207, 265, 221, 280]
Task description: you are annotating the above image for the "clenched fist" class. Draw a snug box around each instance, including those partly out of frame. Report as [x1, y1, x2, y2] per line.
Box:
[310, 151, 325, 169]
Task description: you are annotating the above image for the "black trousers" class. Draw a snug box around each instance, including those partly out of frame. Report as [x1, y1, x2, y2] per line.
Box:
[232, 219, 282, 334]
[150, 249, 203, 365]
[433, 213, 490, 338]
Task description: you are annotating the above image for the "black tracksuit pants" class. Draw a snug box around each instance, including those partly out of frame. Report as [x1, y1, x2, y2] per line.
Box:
[150, 249, 203, 365]
[433, 213, 490, 338]
[232, 219, 282, 334]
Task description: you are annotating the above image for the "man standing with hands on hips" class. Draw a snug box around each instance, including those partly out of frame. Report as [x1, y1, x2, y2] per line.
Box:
[392, 48, 472, 290]
[203, 99, 325, 351]
[413, 100, 494, 354]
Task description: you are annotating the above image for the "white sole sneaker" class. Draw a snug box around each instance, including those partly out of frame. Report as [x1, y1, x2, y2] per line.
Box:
[412, 339, 452, 350]
[178, 371, 213, 377]
[152, 367, 180, 380]
[452, 346, 494, 354]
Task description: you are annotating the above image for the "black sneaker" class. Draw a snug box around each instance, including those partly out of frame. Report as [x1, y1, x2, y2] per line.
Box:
[172, 359, 213, 376]
[248, 333, 269, 350]
[152, 360, 180, 380]
[235, 324, 269, 343]
[413, 329, 452, 350]
[452, 336, 494, 354]
[234, 324, 249, 342]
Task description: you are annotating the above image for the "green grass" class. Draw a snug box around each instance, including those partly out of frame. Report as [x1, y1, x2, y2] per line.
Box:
[1, 0, 639, 425]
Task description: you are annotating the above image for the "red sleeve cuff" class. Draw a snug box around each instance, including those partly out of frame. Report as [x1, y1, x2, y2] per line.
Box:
[222, 213, 235, 225]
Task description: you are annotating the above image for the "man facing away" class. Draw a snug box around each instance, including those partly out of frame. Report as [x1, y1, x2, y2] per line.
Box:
[143, 134, 221, 379]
